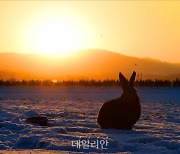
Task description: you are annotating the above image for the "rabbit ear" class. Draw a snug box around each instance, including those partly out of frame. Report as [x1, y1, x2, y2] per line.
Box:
[119, 72, 128, 90]
[129, 71, 136, 87]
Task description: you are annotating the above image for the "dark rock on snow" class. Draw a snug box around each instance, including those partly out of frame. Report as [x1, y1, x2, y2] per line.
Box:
[26, 116, 48, 126]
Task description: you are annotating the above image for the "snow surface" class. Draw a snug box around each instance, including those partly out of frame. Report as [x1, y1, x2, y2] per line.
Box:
[0, 87, 179, 153]
[0, 86, 180, 103]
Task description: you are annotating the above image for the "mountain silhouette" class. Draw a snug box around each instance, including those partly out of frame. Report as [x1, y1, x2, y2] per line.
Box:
[0, 49, 180, 80]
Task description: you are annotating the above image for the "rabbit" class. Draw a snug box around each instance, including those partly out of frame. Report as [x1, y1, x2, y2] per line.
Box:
[97, 71, 141, 130]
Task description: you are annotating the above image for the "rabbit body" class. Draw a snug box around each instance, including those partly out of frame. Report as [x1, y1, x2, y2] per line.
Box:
[97, 71, 141, 130]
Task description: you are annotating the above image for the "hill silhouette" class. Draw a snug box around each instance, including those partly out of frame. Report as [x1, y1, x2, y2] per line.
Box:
[0, 49, 180, 80]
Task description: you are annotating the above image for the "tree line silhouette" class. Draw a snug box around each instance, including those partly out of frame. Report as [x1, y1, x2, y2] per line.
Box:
[0, 79, 180, 87]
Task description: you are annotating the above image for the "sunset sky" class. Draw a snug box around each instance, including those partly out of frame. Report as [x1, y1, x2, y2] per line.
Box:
[0, 1, 180, 63]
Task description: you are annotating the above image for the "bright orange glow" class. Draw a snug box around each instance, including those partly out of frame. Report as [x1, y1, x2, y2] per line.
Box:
[0, 1, 180, 62]
[21, 11, 93, 56]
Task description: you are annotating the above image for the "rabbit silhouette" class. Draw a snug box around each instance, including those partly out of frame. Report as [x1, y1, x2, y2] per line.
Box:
[97, 71, 141, 130]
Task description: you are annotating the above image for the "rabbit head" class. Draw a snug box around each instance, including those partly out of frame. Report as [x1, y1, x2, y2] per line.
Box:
[119, 71, 138, 99]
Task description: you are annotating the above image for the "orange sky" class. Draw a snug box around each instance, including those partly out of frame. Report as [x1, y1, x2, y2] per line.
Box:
[0, 1, 180, 63]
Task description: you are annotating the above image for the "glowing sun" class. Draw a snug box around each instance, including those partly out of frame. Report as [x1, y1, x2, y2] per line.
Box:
[35, 21, 81, 55]
[22, 11, 91, 56]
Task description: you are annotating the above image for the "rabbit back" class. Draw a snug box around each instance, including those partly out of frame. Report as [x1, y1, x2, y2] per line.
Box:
[97, 96, 141, 129]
